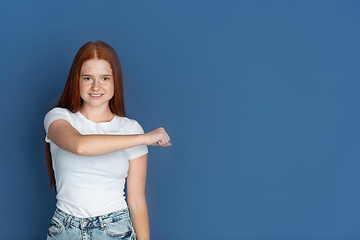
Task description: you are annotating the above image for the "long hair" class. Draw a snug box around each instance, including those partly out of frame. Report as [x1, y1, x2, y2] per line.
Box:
[46, 41, 126, 190]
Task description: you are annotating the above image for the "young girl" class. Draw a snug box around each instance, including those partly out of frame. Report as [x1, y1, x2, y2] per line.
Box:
[44, 41, 170, 240]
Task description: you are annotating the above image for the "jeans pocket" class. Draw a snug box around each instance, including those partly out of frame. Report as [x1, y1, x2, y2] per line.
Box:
[48, 216, 65, 236]
[104, 217, 132, 238]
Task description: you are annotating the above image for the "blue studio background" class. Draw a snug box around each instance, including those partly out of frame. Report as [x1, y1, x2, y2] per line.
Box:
[0, 1, 359, 239]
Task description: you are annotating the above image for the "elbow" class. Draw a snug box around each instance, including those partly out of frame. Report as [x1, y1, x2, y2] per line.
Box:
[127, 200, 147, 211]
[127, 195, 147, 208]
[74, 141, 87, 156]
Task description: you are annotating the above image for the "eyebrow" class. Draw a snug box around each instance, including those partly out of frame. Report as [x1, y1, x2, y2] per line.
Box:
[80, 74, 113, 77]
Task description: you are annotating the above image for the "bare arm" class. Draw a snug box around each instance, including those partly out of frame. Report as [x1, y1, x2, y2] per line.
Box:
[47, 119, 171, 156]
[127, 154, 149, 240]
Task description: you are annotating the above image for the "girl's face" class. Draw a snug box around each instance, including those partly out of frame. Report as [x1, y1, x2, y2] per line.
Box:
[79, 59, 114, 110]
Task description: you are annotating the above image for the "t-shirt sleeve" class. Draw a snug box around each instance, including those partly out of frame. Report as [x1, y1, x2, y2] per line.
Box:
[126, 120, 149, 160]
[44, 107, 72, 143]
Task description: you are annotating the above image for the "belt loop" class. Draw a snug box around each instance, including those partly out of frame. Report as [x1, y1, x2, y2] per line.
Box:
[98, 216, 105, 230]
[66, 215, 72, 228]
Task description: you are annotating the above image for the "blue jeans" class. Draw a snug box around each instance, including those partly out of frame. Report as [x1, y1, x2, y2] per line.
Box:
[46, 208, 136, 240]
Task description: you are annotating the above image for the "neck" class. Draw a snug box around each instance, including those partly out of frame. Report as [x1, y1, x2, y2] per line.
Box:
[79, 105, 114, 123]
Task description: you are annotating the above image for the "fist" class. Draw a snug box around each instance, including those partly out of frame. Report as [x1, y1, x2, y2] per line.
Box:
[145, 127, 171, 147]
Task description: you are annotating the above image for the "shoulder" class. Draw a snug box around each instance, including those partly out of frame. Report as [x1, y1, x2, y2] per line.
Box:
[45, 107, 74, 116]
[114, 116, 145, 134]
[44, 107, 75, 132]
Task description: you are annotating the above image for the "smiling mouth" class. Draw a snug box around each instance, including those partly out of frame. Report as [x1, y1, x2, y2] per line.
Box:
[89, 93, 104, 97]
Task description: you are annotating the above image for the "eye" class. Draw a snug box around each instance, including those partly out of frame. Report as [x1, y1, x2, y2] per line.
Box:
[84, 77, 92, 81]
[103, 77, 109, 81]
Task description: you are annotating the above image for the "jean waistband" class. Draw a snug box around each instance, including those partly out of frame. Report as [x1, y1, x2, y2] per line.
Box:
[53, 207, 130, 229]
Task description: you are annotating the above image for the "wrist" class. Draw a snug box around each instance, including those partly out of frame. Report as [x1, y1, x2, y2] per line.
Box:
[137, 134, 147, 145]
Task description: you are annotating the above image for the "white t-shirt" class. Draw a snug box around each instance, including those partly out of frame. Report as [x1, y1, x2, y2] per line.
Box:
[44, 107, 148, 218]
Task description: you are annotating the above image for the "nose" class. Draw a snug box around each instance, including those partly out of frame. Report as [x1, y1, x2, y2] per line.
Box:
[91, 79, 101, 91]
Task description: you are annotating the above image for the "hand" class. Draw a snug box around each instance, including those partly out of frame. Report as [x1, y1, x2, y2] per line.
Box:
[144, 127, 171, 147]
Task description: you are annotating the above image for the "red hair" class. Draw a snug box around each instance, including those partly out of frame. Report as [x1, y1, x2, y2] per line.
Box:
[46, 41, 126, 190]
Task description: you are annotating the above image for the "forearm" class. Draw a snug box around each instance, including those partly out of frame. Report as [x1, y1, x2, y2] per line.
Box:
[48, 120, 170, 156]
[76, 134, 146, 156]
[128, 200, 150, 240]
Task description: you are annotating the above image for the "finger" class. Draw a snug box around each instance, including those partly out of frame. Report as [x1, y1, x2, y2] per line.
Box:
[163, 134, 169, 144]
[163, 130, 170, 142]
[159, 139, 171, 146]
[163, 131, 169, 142]
[159, 132, 167, 144]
